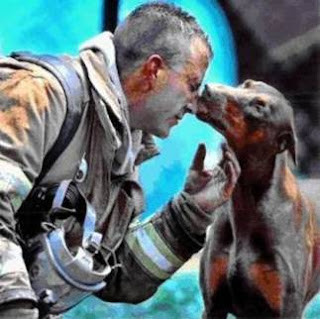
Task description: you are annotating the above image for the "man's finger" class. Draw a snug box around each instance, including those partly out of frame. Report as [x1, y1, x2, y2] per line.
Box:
[218, 143, 236, 168]
[224, 156, 241, 189]
[224, 148, 241, 178]
[191, 143, 206, 171]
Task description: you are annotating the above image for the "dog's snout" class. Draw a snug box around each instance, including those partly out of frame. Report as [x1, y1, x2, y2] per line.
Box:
[202, 84, 221, 99]
[203, 84, 211, 98]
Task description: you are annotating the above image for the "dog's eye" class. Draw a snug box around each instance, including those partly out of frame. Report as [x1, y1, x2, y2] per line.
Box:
[251, 98, 266, 108]
[243, 80, 254, 88]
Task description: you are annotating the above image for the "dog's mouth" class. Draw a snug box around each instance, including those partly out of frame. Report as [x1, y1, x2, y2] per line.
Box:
[196, 94, 227, 133]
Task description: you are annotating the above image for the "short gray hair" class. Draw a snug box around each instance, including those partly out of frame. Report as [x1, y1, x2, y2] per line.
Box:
[114, 2, 212, 77]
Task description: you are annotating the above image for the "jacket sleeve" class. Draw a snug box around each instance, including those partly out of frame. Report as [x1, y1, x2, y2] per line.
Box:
[0, 58, 66, 242]
[96, 191, 212, 303]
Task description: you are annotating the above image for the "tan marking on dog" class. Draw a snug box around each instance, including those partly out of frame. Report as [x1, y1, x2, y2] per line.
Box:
[283, 167, 298, 200]
[304, 202, 320, 273]
[303, 202, 318, 291]
[281, 167, 305, 228]
[305, 201, 316, 250]
[250, 263, 282, 311]
[225, 102, 248, 148]
[247, 129, 266, 144]
[0, 70, 50, 145]
[209, 256, 228, 293]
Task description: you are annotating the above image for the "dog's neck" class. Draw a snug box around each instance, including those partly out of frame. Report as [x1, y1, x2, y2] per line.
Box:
[236, 150, 292, 198]
[237, 152, 276, 188]
[230, 152, 297, 236]
[237, 151, 291, 196]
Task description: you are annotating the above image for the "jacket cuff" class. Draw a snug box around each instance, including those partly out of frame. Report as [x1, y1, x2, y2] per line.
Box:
[159, 191, 213, 259]
[122, 192, 213, 282]
[172, 191, 213, 237]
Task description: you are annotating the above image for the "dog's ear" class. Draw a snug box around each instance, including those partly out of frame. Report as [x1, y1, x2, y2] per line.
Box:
[276, 131, 297, 165]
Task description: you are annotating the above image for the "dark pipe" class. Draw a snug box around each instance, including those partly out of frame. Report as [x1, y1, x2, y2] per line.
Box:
[102, 0, 119, 32]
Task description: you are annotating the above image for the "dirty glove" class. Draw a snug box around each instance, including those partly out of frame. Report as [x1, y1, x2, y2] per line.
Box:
[184, 143, 240, 212]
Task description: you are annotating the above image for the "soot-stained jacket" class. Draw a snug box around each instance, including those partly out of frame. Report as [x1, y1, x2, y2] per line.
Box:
[0, 32, 213, 303]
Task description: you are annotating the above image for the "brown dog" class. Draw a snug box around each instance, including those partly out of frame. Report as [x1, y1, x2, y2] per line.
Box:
[197, 80, 320, 318]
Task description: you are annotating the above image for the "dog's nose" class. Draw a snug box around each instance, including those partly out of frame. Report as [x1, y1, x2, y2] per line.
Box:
[203, 84, 212, 98]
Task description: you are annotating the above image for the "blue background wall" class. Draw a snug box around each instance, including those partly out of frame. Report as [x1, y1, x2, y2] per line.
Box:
[2, 1, 317, 318]
[0, 0, 103, 55]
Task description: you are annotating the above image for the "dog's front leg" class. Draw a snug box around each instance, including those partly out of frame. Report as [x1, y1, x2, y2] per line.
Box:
[200, 206, 233, 319]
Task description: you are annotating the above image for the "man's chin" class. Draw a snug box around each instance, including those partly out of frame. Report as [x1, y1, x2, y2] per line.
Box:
[156, 131, 170, 139]
[153, 127, 170, 139]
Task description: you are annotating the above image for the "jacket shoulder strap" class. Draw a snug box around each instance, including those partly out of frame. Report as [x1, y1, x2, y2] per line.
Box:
[11, 51, 84, 184]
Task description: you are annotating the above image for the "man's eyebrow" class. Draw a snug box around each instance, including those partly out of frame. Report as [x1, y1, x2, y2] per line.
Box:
[188, 74, 200, 82]
[193, 82, 201, 90]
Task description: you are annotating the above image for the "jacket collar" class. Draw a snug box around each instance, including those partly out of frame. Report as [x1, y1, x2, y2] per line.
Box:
[79, 32, 127, 126]
[79, 32, 160, 172]
[79, 32, 133, 176]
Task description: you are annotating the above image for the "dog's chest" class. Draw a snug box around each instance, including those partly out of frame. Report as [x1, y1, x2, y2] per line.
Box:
[226, 256, 283, 316]
[225, 186, 285, 315]
[225, 183, 310, 315]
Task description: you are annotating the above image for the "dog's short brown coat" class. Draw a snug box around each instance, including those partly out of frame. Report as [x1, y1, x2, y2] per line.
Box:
[197, 80, 320, 318]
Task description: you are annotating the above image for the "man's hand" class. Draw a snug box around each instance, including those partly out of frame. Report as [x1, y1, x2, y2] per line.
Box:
[184, 143, 240, 212]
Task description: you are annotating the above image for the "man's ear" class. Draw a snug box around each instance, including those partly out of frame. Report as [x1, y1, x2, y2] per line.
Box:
[142, 55, 165, 90]
[276, 131, 297, 165]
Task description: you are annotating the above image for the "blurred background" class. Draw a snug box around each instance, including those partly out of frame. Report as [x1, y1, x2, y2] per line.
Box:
[0, 0, 318, 318]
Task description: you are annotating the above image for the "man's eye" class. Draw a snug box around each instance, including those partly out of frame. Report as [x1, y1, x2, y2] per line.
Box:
[190, 83, 200, 93]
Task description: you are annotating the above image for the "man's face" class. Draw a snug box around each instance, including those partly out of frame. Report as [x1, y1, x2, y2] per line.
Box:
[125, 38, 210, 138]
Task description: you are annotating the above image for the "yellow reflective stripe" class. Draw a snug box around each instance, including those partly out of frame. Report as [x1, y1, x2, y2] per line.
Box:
[126, 230, 170, 280]
[125, 222, 185, 280]
[144, 223, 184, 268]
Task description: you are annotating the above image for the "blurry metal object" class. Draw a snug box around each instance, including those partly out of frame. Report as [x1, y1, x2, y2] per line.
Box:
[75, 157, 88, 183]
[24, 181, 111, 315]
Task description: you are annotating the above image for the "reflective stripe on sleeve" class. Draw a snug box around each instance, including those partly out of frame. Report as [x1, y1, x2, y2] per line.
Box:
[0, 160, 32, 211]
[125, 221, 184, 280]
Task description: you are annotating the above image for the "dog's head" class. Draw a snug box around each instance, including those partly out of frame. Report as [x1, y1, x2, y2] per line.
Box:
[197, 80, 297, 164]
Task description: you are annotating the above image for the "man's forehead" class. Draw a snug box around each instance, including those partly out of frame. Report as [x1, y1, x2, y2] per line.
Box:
[176, 40, 209, 76]
[189, 37, 210, 69]
[167, 36, 210, 77]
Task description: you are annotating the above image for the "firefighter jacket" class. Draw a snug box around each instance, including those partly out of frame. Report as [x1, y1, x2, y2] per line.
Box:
[0, 32, 213, 304]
